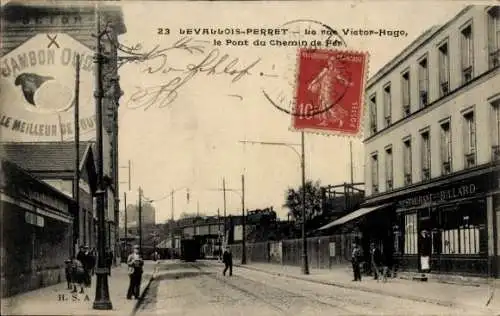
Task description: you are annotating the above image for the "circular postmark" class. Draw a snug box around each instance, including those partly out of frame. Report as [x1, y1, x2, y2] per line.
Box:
[261, 19, 350, 117]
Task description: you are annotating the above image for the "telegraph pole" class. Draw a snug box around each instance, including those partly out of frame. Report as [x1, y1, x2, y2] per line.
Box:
[124, 192, 127, 253]
[138, 187, 143, 256]
[73, 54, 81, 257]
[223, 177, 227, 245]
[93, 6, 112, 310]
[241, 174, 247, 264]
[301, 131, 309, 275]
[170, 189, 174, 249]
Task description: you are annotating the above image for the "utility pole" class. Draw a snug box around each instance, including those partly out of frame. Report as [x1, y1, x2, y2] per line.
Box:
[241, 174, 247, 264]
[73, 53, 81, 258]
[93, 6, 112, 310]
[217, 208, 221, 257]
[170, 189, 174, 250]
[124, 192, 127, 254]
[128, 160, 131, 191]
[301, 131, 309, 275]
[223, 177, 227, 246]
[138, 187, 143, 256]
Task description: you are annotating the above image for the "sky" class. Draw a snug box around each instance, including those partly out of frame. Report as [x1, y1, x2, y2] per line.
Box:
[110, 0, 473, 223]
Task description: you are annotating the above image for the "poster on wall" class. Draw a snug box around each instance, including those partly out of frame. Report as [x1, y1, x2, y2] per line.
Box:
[0, 33, 96, 142]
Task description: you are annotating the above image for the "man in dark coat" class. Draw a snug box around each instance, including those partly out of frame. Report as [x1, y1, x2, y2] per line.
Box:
[351, 242, 362, 281]
[127, 245, 144, 300]
[222, 247, 233, 276]
[77, 245, 93, 287]
[370, 242, 383, 280]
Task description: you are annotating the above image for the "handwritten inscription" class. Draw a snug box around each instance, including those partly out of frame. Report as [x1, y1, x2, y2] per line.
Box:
[122, 37, 264, 111]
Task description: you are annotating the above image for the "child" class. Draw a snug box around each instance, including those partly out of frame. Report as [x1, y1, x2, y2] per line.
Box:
[64, 258, 72, 289]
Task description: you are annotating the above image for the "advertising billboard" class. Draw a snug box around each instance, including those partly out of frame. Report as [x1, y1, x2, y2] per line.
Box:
[1, 33, 96, 142]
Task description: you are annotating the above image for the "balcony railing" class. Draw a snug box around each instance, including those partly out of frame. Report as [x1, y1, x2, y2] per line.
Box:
[492, 145, 500, 162]
[403, 105, 411, 117]
[465, 152, 476, 168]
[440, 81, 449, 96]
[386, 179, 393, 190]
[489, 49, 500, 69]
[422, 168, 430, 181]
[384, 116, 391, 127]
[442, 160, 451, 175]
[462, 66, 473, 84]
[419, 90, 428, 107]
[404, 173, 412, 185]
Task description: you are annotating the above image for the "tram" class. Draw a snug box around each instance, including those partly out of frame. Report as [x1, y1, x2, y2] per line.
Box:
[180, 237, 201, 262]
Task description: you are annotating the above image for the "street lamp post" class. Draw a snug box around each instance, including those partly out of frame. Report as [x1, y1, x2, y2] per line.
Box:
[93, 7, 112, 310]
[239, 132, 309, 275]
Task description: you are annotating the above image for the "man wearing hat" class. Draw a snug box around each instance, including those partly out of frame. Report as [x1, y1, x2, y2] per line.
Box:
[76, 245, 93, 287]
[222, 247, 233, 276]
[127, 245, 144, 299]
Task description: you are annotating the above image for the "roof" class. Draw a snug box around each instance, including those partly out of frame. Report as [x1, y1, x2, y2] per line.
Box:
[366, 5, 473, 88]
[0, 141, 95, 173]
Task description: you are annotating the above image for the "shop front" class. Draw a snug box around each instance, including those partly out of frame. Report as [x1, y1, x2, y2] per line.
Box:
[390, 169, 497, 277]
[0, 159, 74, 297]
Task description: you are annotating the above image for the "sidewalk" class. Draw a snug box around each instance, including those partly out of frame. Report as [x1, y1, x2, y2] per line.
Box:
[1, 261, 158, 316]
[233, 262, 500, 314]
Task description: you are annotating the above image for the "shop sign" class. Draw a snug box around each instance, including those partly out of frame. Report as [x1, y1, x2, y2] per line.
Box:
[0, 33, 95, 142]
[398, 182, 481, 208]
[19, 185, 69, 213]
[25, 211, 45, 227]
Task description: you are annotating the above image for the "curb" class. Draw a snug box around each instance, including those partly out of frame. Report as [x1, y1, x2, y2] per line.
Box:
[235, 264, 497, 314]
[130, 262, 159, 316]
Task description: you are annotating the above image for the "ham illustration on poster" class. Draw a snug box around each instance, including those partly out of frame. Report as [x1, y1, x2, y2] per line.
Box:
[0, 33, 96, 142]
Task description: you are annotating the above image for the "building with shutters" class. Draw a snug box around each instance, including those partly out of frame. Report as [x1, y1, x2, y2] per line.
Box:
[362, 5, 500, 277]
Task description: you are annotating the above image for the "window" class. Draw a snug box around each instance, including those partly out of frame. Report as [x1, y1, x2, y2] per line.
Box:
[441, 202, 486, 255]
[371, 153, 379, 193]
[403, 138, 412, 185]
[401, 70, 411, 116]
[385, 146, 393, 190]
[460, 24, 474, 83]
[383, 84, 392, 127]
[404, 213, 418, 254]
[438, 42, 450, 97]
[370, 94, 377, 134]
[488, 6, 500, 69]
[418, 57, 429, 107]
[492, 100, 500, 161]
[463, 110, 476, 168]
[421, 130, 431, 181]
[440, 120, 452, 174]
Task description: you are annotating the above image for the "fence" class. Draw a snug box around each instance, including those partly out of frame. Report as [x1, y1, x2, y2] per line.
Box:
[228, 233, 359, 269]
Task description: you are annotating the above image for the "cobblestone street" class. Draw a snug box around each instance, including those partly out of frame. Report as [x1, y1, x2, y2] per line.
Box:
[136, 261, 494, 316]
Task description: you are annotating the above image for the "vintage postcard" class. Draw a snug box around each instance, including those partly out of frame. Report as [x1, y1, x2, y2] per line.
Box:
[1, 0, 500, 315]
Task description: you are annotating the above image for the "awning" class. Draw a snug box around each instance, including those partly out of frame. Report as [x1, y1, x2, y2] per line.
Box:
[318, 203, 392, 230]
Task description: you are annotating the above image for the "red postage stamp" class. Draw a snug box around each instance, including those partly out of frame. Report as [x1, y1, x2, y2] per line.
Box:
[291, 48, 369, 137]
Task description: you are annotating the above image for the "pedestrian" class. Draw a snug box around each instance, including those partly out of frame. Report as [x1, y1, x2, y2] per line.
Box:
[418, 230, 432, 274]
[70, 256, 86, 294]
[127, 245, 144, 300]
[90, 248, 97, 276]
[222, 247, 233, 276]
[64, 258, 73, 289]
[370, 242, 382, 280]
[351, 242, 362, 281]
[78, 245, 93, 287]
